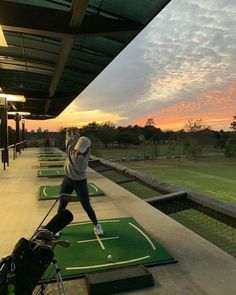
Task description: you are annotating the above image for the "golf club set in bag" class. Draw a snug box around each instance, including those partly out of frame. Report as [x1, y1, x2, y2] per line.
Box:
[0, 194, 73, 295]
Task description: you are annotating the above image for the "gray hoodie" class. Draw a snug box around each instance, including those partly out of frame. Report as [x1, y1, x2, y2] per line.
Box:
[64, 130, 90, 180]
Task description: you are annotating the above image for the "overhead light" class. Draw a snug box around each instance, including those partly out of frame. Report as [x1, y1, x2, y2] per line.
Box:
[0, 25, 8, 47]
[8, 111, 31, 116]
[0, 93, 26, 102]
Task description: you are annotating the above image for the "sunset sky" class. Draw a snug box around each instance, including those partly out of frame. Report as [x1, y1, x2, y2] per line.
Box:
[12, 0, 236, 132]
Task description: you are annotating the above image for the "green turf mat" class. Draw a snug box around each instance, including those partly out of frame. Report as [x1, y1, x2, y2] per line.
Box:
[38, 184, 104, 200]
[39, 161, 65, 167]
[37, 169, 65, 177]
[39, 148, 61, 153]
[44, 217, 176, 280]
[39, 157, 66, 161]
[39, 153, 65, 157]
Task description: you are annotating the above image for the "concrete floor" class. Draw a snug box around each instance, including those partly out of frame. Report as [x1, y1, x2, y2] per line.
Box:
[0, 148, 235, 295]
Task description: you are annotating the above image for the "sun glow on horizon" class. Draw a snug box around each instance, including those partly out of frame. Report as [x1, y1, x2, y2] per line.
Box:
[9, 108, 127, 131]
[130, 82, 236, 131]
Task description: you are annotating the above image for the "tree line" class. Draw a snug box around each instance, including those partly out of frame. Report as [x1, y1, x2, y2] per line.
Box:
[20, 114, 236, 158]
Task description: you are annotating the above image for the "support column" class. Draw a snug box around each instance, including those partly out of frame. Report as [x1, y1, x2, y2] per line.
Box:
[15, 112, 20, 153]
[0, 97, 9, 168]
[21, 118, 25, 149]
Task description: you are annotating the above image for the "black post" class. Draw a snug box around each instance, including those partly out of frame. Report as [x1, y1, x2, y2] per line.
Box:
[0, 97, 9, 169]
[15, 112, 20, 153]
[21, 118, 25, 149]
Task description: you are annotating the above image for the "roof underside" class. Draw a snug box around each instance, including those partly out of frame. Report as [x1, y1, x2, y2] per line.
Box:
[0, 0, 172, 120]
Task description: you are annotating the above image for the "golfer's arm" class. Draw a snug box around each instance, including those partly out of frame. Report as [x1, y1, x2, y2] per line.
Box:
[65, 130, 74, 152]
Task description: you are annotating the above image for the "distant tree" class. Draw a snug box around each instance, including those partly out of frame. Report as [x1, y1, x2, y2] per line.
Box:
[97, 122, 116, 148]
[224, 115, 236, 157]
[82, 122, 99, 137]
[214, 130, 229, 149]
[146, 118, 155, 126]
[224, 135, 236, 157]
[195, 128, 216, 146]
[183, 119, 211, 158]
[117, 130, 133, 148]
[184, 119, 210, 132]
[152, 128, 163, 144]
[230, 113, 236, 131]
[182, 138, 203, 159]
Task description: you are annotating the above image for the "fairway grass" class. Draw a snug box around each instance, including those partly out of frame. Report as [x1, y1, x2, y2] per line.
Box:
[121, 155, 236, 206]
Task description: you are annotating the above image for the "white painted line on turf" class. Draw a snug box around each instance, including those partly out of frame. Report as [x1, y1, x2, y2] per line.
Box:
[43, 187, 47, 197]
[67, 219, 121, 226]
[38, 171, 42, 176]
[95, 233, 105, 250]
[89, 183, 98, 192]
[129, 222, 156, 250]
[100, 219, 120, 223]
[77, 236, 119, 244]
[66, 256, 150, 270]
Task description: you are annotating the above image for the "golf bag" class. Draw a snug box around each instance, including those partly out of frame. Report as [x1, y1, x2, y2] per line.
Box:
[0, 201, 73, 295]
[0, 237, 54, 294]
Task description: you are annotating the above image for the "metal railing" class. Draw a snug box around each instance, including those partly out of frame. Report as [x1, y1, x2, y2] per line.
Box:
[1, 140, 27, 170]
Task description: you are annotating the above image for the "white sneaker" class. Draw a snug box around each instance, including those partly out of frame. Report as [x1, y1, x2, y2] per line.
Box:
[55, 231, 61, 238]
[94, 224, 104, 236]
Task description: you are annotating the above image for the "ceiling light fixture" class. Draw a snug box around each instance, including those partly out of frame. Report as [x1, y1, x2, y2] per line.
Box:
[8, 111, 31, 116]
[0, 25, 8, 47]
[0, 93, 26, 102]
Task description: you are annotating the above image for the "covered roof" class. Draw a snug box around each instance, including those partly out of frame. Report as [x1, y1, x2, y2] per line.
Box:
[0, 0, 172, 120]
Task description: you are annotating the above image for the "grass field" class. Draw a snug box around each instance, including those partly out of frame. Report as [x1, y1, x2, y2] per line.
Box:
[98, 145, 223, 160]
[120, 155, 236, 206]
[98, 148, 236, 205]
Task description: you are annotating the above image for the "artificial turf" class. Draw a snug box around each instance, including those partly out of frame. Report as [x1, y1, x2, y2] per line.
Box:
[38, 184, 104, 200]
[123, 155, 236, 205]
[37, 169, 65, 177]
[43, 217, 176, 280]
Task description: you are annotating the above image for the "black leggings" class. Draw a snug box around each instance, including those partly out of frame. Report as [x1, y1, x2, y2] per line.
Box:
[58, 176, 98, 225]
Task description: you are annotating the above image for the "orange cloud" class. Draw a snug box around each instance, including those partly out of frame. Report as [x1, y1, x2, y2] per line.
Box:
[8, 108, 126, 131]
[131, 81, 236, 130]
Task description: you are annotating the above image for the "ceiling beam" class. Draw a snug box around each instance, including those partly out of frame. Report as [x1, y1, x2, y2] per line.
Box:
[0, 1, 142, 38]
[48, 36, 74, 98]
[45, 0, 90, 113]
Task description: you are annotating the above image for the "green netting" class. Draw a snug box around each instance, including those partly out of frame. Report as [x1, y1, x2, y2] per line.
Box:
[101, 170, 133, 183]
[38, 183, 104, 200]
[120, 181, 162, 199]
[154, 197, 236, 257]
[89, 161, 162, 198]
[43, 217, 176, 280]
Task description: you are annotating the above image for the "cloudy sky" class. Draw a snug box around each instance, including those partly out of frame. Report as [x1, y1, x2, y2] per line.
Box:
[25, 0, 236, 131]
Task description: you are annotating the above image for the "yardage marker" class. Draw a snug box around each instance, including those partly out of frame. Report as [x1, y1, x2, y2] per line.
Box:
[66, 256, 150, 270]
[129, 222, 156, 250]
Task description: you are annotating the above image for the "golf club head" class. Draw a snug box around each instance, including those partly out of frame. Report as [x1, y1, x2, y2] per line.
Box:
[32, 229, 54, 242]
[54, 240, 70, 248]
[32, 241, 53, 252]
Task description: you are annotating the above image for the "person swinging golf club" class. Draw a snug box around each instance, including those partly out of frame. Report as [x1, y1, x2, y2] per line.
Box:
[56, 128, 103, 237]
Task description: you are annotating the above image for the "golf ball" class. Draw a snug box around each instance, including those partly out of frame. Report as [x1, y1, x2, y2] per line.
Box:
[108, 254, 112, 261]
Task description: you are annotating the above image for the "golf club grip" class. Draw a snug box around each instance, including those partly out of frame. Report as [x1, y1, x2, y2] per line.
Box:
[44, 209, 73, 234]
